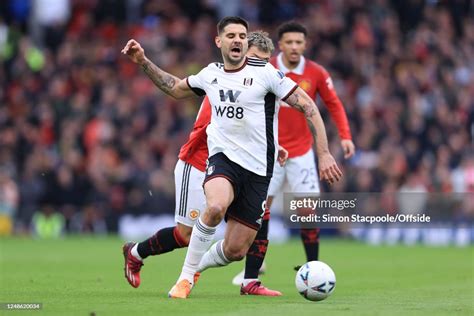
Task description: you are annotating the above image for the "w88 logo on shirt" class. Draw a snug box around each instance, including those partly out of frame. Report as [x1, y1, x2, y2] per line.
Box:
[216, 89, 244, 119]
[214, 105, 244, 119]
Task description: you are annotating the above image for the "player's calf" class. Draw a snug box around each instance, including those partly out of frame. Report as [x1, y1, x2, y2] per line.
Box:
[300, 228, 320, 261]
[175, 223, 192, 245]
[136, 226, 189, 259]
[222, 219, 258, 261]
[223, 242, 248, 261]
[198, 240, 231, 272]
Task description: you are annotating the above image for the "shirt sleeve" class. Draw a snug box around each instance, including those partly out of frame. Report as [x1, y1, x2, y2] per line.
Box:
[263, 63, 298, 100]
[186, 67, 208, 96]
[317, 66, 352, 140]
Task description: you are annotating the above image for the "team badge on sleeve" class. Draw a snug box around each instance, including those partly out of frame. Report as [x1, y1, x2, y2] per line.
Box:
[189, 209, 200, 220]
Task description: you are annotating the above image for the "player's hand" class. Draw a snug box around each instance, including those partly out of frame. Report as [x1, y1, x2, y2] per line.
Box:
[340, 139, 355, 159]
[121, 39, 146, 65]
[318, 152, 342, 185]
[277, 146, 289, 166]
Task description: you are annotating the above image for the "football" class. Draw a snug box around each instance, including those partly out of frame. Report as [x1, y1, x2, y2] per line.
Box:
[295, 261, 336, 301]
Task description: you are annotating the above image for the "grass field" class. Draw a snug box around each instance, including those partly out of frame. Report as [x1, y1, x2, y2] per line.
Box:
[0, 237, 472, 316]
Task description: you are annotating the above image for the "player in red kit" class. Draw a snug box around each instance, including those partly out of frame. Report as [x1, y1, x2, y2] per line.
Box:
[233, 21, 355, 289]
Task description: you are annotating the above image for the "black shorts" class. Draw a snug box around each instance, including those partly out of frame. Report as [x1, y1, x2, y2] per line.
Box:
[204, 153, 271, 230]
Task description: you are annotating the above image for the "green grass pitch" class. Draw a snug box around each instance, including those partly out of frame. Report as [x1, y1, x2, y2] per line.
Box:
[0, 237, 472, 315]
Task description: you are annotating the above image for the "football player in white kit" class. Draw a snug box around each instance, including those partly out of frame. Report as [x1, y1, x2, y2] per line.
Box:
[121, 16, 342, 299]
[122, 31, 287, 296]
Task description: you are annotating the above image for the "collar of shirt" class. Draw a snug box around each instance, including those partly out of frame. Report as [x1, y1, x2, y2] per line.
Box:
[277, 52, 306, 75]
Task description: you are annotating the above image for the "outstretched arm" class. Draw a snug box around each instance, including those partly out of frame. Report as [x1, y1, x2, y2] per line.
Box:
[306, 120, 355, 159]
[285, 87, 342, 184]
[121, 39, 196, 99]
[317, 69, 355, 159]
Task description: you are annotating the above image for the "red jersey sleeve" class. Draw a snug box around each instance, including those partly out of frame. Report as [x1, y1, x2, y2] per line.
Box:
[178, 97, 211, 171]
[316, 65, 352, 140]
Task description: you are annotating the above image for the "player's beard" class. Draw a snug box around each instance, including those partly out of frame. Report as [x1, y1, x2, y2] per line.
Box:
[283, 50, 302, 66]
[287, 55, 301, 66]
[223, 53, 245, 66]
[223, 45, 247, 66]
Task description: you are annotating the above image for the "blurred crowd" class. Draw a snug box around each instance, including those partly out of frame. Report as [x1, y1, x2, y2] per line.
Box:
[0, 0, 473, 236]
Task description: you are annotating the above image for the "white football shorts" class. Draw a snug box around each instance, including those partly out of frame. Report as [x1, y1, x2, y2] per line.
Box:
[268, 148, 320, 197]
[174, 159, 206, 227]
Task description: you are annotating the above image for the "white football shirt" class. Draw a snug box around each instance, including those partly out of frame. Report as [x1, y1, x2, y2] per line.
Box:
[187, 57, 298, 176]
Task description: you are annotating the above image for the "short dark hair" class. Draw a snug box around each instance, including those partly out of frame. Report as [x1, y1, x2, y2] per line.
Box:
[217, 16, 249, 34]
[277, 21, 307, 39]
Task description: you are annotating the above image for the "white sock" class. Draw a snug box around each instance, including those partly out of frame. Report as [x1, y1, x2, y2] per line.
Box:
[242, 278, 259, 287]
[131, 243, 143, 261]
[178, 218, 216, 283]
[198, 239, 231, 272]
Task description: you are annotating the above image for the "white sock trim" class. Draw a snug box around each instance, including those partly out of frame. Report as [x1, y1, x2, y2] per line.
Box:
[242, 278, 259, 287]
[215, 239, 231, 264]
[131, 243, 143, 261]
[196, 218, 215, 230]
[195, 218, 217, 235]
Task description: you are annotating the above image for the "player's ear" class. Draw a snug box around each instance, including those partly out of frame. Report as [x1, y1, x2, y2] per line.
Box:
[215, 36, 222, 48]
[278, 40, 283, 51]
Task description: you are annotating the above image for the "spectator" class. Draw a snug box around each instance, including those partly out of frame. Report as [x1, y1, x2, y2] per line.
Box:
[0, 166, 18, 235]
[32, 203, 65, 238]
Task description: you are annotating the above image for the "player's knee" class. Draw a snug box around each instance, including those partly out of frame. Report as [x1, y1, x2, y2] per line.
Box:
[203, 203, 226, 223]
[223, 244, 247, 261]
[207, 202, 227, 216]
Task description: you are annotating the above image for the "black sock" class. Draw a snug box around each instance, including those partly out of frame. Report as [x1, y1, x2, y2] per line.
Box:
[300, 228, 320, 261]
[244, 210, 270, 279]
[137, 226, 188, 259]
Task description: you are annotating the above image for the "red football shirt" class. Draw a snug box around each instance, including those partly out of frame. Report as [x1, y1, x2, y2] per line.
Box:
[178, 97, 211, 172]
[271, 54, 352, 158]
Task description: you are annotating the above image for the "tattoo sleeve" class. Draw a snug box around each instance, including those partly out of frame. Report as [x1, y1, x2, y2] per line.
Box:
[286, 92, 317, 118]
[306, 118, 317, 137]
[141, 59, 180, 97]
[286, 88, 330, 155]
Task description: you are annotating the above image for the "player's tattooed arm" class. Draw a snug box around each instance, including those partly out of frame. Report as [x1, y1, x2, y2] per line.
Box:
[285, 87, 329, 155]
[306, 118, 317, 138]
[285, 87, 343, 184]
[286, 90, 318, 119]
[140, 59, 180, 96]
[121, 39, 195, 99]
